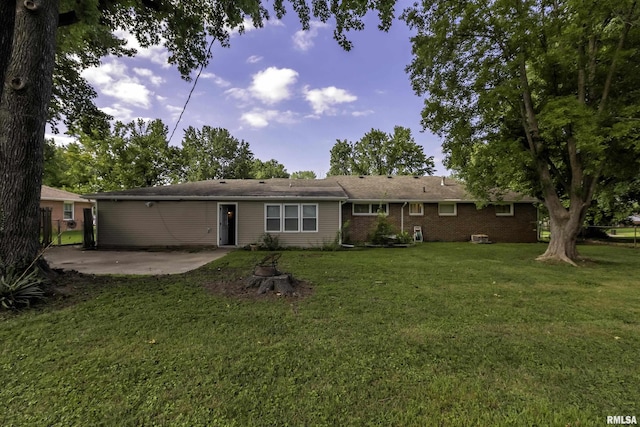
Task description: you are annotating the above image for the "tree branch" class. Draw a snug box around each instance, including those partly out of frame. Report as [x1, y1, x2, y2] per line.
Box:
[599, 1, 637, 112]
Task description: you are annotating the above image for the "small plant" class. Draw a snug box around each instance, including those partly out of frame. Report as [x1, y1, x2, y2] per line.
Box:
[259, 233, 282, 251]
[396, 231, 413, 244]
[0, 265, 46, 310]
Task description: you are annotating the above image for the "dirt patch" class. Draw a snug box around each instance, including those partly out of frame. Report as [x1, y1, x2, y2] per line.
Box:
[202, 267, 314, 301]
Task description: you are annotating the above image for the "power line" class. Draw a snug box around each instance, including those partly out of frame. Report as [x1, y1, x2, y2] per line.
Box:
[168, 37, 216, 144]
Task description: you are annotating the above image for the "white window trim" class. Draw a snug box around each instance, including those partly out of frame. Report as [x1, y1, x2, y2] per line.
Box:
[495, 203, 514, 217]
[301, 203, 318, 232]
[408, 202, 424, 216]
[438, 202, 457, 216]
[264, 203, 319, 233]
[265, 204, 282, 232]
[352, 203, 389, 216]
[63, 201, 74, 221]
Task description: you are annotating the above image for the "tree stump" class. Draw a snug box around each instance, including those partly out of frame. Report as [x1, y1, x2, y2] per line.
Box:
[244, 273, 298, 296]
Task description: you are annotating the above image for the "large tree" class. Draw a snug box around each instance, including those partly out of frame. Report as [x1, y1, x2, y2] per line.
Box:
[180, 126, 255, 181]
[252, 159, 290, 179]
[0, 0, 396, 272]
[403, 0, 640, 264]
[73, 119, 178, 192]
[328, 126, 435, 176]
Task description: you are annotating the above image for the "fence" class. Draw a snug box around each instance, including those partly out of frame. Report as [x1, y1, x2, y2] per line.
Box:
[538, 223, 638, 248]
[39, 207, 95, 247]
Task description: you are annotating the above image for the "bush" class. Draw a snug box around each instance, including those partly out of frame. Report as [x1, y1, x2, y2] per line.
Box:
[369, 212, 396, 245]
[0, 265, 46, 310]
[259, 233, 282, 251]
[396, 231, 414, 244]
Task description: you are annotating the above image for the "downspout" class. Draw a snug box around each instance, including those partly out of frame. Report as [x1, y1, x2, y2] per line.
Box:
[339, 200, 347, 244]
[401, 202, 407, 234]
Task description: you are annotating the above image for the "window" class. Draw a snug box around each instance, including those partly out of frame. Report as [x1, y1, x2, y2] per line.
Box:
[352, 203, 389, 216]
[438, 202, 457, 216]
[264, 203, 318, 233]
[494, 203, 514, 216]
[302, 204, 317, 232]
[63, 202, 74, 220]
[284, 204, 299, 232]
[409, 202, 424, 216]
[265, 205, 281, 232]
[353, 203, 370, 214]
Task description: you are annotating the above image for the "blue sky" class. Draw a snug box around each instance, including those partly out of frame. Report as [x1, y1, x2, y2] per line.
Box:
[48, 9, 446, 178]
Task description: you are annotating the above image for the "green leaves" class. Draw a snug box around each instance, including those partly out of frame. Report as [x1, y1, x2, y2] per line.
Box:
[0, 266, 46, 310]
[328, 126, 435, 176]
[181, 126, 256, 181]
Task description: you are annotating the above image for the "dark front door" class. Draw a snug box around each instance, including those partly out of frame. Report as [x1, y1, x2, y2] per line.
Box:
[219, 204, 236, 246]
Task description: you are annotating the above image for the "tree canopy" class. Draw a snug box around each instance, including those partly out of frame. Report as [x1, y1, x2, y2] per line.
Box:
[328, 126, 435, 176]
[403, 0, 640, 264]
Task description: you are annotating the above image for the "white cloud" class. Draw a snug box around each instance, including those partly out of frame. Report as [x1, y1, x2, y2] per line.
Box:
[101, 104, 135, 122]
[246, 55, 263, 64]
[241, 109, 298, 128]
[45, 134, 76, 147]
[226, 67, 298, 106]
[165, 105, 184, 120]
[249, 67, 298, 104]
[224, 87, 252, 104]
[304, 86, 357, 115]
[292, 21, 329, 51]
[81, 60, 153, 108]
[228, 18, 283, 37]
[352, 109, 375, 117]
[133, 67, 164, 86]
[200, 72, 231, 87]
[114, 30, 170, 68]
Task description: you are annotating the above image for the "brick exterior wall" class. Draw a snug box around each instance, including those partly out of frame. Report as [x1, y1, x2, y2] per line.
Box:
[342, 202, 538, 243]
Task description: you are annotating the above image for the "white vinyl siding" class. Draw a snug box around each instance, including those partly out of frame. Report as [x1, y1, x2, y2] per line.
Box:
[438, 202, 457, 216]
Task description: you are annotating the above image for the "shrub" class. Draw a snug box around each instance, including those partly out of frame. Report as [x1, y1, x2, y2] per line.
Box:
[0, 265, 46, 310]
[396, 231, 414, 244]
[259, 233, 282, 251]
[369, 212, 396, 245]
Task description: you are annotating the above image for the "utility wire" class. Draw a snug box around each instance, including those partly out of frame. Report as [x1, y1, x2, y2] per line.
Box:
[168, 37, 216, 143]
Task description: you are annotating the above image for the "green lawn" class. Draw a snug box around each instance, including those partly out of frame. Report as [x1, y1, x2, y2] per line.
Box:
[1, 243, 639, 426]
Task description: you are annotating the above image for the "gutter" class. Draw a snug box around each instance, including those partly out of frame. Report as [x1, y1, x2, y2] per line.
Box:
[401, 202, 407, 234]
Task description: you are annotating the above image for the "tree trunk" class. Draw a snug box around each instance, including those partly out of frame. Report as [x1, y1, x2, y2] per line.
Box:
[537, 202, 588, 266]
[0, 0, 59, 272]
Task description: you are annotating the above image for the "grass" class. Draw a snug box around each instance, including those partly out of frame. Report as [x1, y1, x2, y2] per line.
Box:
[1, 243, 639, 426]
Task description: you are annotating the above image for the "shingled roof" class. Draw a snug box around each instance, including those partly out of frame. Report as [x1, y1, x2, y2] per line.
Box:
[41, 185, 92, 203]
[84, 176, 536, 203]
[84, 178, 348, 200]
[327, 175, 535, 202]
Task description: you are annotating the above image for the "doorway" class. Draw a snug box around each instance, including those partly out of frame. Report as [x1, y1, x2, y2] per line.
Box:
[218, 204, 237, 246]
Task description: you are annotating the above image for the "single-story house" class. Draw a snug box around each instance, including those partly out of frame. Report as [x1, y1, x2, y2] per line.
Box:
[40, 185, 94, 231]
[83, 176, 538, 249]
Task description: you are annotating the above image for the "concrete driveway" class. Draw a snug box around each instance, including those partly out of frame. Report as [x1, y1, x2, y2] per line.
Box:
[44, 246, 232, 275]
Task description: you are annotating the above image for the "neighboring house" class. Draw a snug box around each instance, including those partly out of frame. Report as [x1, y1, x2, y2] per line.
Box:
[41, 185, 94, 231]
[83, 176, 539, 249]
